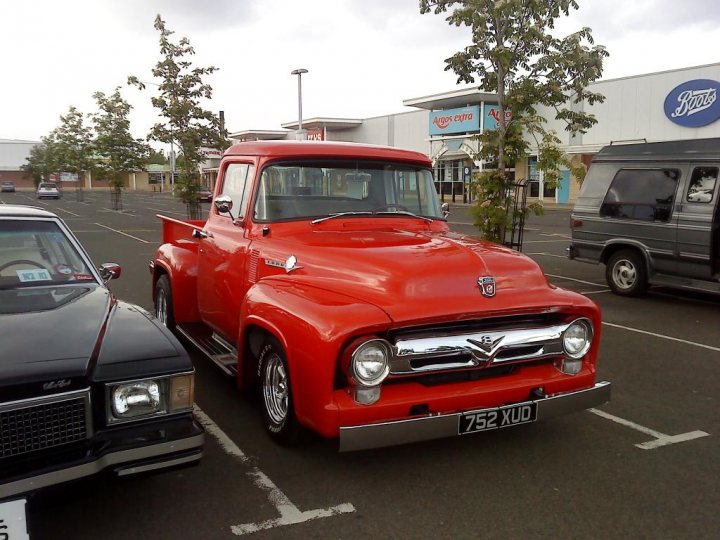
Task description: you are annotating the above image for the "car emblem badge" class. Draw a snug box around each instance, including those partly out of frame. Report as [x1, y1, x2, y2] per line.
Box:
[43, 379, 72, 391]
[477, 276, 496, 297]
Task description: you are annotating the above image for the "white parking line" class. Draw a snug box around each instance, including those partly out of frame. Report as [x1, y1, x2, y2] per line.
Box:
[603, 322, 720, 353]
[589, 408, 709, 449]
[545, 273, 606, 287]
[193, 407, 355, 536]
[524, 239, 570, 244]
[93, 223, 151, 243]
[146, 206, 186, 217]
[525, 252, 568, 259]
[54, 207, 81, 217]
[581, 289, 612, 295]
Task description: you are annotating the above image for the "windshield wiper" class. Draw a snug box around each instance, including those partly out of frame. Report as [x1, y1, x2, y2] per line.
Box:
[311, 212, 373, 224]
[373, 210, 434, 222]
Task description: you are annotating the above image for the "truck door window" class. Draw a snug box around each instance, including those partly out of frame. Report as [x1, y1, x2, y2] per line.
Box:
[600, 168, 679, 222]
[686, 167, 718, 203]
[220, 164, 254, 219]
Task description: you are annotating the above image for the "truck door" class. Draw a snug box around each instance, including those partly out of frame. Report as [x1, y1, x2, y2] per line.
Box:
[197, 162, 255, 341]
[675, 164, 720, 280]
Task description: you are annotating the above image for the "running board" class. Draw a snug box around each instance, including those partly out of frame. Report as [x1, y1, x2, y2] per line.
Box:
[176, 323, 238, 376]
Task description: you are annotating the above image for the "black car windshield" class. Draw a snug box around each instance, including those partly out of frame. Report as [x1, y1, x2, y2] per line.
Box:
[253, 161, 443, 221]
[0, 220, 96, 289]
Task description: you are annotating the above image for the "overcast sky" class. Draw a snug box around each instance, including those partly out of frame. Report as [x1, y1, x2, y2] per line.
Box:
[1, 0, 719, 145]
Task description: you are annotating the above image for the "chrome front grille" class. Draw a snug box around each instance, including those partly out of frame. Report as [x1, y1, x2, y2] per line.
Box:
[0, 389, 92, 459]
[390, 323, 571, 375]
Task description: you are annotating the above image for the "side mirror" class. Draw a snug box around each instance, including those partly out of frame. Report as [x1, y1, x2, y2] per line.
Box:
[441, 202, 450, 219]
[214, 195, 233, 215]
[99, 262, 121, 282]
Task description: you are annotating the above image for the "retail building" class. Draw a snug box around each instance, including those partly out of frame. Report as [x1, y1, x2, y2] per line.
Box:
[231, 62, 720, 205]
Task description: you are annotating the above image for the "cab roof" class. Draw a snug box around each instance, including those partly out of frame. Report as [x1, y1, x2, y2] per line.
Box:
[223, 140, 432, 165]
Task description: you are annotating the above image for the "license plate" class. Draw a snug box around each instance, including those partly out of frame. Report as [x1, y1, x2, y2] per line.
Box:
[458, 402, 537, 435]
[0, 498, 30, 540]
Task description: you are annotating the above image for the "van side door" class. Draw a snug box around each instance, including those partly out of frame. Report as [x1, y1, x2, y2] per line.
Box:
[675, 165, 720, 280]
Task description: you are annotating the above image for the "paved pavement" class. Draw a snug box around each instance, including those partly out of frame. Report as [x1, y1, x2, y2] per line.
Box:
[1, 190, 718, 540]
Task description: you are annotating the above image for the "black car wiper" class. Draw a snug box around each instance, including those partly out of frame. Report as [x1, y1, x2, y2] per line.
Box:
[310, 211, 373, 224]
[373, 210, 434, 222]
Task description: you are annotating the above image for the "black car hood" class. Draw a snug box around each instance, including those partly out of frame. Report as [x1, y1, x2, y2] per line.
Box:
[0, 285, 187, 394]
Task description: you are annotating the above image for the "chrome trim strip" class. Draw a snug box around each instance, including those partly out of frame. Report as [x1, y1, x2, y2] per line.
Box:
[0, 388, 90, 413]
[391, 322, 573, 374]
[338, 381, 611, 452]
[0, 433, 204, 499]
[115, 451, 203, 476]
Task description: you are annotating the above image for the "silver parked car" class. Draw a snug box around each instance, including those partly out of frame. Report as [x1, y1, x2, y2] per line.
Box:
[36, 182, 60, 199]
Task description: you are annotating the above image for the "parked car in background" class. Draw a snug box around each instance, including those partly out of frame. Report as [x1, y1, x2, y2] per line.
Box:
[152, 140, 610, 452]
[0, 205, 203, 512]
[36, 182, 60, 199]
[569, 138, 720, 296]
[1, 181, 15, 193]
[198, 187, 213, 202]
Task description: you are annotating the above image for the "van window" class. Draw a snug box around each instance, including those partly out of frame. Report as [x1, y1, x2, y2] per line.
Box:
[600, 169, 679, 222]
[686, 167, 718, 204]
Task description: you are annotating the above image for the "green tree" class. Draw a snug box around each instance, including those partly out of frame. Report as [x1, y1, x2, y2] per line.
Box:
[147, 149, 168, 165]
[91, 87, 151, 208]
[22, 139, 59, 187]
[420, 0, 608, 242]
[129, 14, 228, 218]
[48, 106, 95, 186]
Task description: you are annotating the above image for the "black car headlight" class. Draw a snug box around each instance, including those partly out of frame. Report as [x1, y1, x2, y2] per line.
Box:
[106, 373, 194, 424]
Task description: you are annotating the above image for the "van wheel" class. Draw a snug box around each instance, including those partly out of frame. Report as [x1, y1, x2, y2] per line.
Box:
[606, 250, 648, 296]
[258, 338, 303, 446]
[155, 275, 176, 330]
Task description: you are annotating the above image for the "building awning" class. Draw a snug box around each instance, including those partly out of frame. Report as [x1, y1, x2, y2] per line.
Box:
[230, 130, 291, 141]
[403, 88, 498, 110]
[280, 117, 362, 131]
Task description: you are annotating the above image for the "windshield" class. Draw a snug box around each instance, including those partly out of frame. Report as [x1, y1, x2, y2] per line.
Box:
[0, 220, 96, 289]
[253, 161, 443, 221]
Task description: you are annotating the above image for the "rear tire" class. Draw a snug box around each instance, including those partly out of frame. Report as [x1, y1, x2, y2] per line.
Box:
[606, 249, 648, 296]
[154, 275, 176, 330]
[258, 338, 303, 446]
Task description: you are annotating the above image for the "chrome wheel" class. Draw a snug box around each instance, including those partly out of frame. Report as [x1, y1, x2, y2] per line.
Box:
[262, 352, 289, 426]
[611, 258, 637, 290]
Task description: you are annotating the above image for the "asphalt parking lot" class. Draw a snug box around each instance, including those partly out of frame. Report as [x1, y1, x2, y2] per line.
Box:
[2, 189, 719, 539]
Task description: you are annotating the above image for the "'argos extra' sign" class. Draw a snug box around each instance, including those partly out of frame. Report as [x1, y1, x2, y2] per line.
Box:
[664, 79, 720, 128]
[429, 106, 480, 135]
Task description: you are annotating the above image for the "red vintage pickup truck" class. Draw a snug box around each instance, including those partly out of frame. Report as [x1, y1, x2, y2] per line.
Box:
[151, 140, 610, 451]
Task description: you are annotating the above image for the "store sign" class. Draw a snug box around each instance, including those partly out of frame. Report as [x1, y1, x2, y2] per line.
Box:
[199, 147, 222, 158]
[306, 128, 324, 140]
[429, 106, 480, 136]
[664, 79, 720, 127]
[483, 104, 512, 130]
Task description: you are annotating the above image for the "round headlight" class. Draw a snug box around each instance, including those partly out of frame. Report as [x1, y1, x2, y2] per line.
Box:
[351, 340, 391, 387]
[562, 319, 593, 359]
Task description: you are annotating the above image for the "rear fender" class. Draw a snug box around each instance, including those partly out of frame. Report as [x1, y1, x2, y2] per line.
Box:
[153, 243, 201, 324]
[238, 280, 391, 435]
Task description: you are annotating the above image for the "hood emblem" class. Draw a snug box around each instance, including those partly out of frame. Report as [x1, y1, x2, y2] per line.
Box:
[477, 276, 496, 298]
[43, 379, 72, 391]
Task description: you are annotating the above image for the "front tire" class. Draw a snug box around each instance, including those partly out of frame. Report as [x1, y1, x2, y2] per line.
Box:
[154, 275, 176, 330]
[606, 249, 648, 296]
[258, 338, 302, 445]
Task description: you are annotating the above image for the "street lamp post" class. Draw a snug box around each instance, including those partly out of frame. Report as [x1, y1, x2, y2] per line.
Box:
[291, 68, 308, 140]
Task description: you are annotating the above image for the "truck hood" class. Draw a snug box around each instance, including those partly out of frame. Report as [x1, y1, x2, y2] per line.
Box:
[259, 227, 562, 325]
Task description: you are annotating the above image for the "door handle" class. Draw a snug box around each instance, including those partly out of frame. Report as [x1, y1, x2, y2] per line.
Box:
[192, 229, 214, 239]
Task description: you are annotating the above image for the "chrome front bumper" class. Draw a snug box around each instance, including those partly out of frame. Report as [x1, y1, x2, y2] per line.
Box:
[338, 381, 611, 452]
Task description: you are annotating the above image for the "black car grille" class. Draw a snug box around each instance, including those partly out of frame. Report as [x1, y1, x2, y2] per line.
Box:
[0, 391, 91, 459]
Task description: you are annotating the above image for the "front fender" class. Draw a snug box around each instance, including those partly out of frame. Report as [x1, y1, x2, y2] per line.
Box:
[154, 243, 201, 324]
[239, 280, 391, 437]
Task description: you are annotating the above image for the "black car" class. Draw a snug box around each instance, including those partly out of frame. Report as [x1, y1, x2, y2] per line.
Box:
[0, 206, 203, 518]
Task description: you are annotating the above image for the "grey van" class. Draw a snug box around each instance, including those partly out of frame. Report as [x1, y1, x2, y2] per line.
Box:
[568, 138, 720, 296]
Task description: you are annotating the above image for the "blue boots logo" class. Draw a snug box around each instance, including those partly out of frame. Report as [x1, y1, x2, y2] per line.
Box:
[664, 79, 720, 127]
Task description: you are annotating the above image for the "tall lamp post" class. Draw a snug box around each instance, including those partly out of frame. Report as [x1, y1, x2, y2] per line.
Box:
[291, 68, 308, 140]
